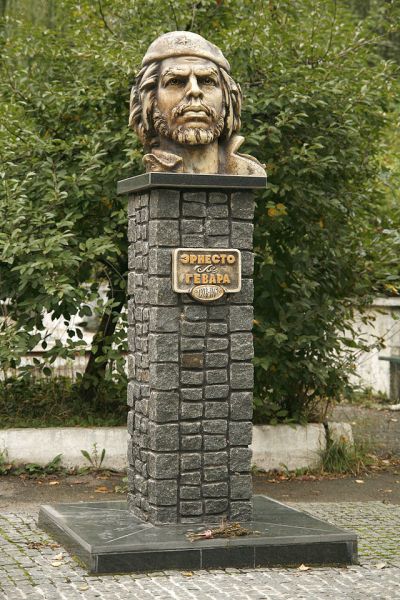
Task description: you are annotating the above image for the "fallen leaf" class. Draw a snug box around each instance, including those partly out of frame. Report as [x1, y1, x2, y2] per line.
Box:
[54, 553, 63, 560]
[95, 486, 110, 493]
[79, 584, 89, 591]
[51, 560, 63, 567]
[375, 562, 387, 569]
[298, 564, 311, 571]
[384, 489, 393, 493]
[355, 480, 364, 484]
[48, 481, 60, 486]
[181, 571, 193, 577]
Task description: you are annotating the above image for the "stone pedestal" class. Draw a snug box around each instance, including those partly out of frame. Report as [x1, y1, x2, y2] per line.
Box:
[38, 172, 358, 573]
[124, 173, 266, 524]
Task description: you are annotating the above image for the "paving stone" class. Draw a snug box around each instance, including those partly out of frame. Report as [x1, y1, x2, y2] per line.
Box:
[2, 504, 400, 599]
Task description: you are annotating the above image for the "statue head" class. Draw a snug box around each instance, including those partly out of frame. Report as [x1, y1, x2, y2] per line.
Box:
[129, 32, 242, 151]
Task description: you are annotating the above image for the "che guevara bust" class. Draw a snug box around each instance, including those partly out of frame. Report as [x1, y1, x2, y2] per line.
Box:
[129, 31, 266, 176]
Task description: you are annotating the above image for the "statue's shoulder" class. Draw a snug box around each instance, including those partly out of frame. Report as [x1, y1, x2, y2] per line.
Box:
[143, 149, 183, 172]
[223, 136, 266, 176]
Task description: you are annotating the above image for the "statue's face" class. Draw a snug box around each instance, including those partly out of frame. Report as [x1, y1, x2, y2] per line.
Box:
[154, 56, 225, 145]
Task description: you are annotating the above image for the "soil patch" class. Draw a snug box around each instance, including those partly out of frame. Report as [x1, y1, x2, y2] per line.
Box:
[253, 467, 400, 504]
[1, 466, 400, 512]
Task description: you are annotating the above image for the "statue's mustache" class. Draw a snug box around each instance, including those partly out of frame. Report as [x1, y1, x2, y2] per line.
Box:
[171, 101, 217, 120]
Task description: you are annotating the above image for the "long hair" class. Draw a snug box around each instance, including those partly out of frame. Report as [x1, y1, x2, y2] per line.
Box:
[129, 60, 242, 150]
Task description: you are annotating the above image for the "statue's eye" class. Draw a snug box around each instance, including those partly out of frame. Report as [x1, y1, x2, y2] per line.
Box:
[201, 77, 216, 86]
[167, 78, 184, 86]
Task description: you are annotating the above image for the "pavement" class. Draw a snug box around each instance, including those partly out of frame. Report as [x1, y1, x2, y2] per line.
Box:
[1, 473, 400, 599]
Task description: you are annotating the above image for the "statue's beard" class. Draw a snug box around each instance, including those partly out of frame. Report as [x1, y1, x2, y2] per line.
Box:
[153, 102, 225, 146]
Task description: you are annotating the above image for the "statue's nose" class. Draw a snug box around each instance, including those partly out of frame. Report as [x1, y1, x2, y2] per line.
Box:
[186, 75, 202, 99]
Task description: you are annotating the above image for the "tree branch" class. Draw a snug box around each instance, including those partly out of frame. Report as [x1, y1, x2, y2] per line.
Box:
[97, 0, 115, 35]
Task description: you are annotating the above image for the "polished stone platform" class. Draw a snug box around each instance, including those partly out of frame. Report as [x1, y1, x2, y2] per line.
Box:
[38, 496, 357, 574]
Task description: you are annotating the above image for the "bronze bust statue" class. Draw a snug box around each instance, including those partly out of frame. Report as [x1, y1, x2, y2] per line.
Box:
[129, 31, 266, 176]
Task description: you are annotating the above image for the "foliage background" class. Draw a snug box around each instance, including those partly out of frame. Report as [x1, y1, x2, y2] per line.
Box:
[0, 0, 399, 423]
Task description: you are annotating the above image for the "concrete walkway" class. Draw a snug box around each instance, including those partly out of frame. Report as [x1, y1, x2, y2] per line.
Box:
[1, 502, 399, 599]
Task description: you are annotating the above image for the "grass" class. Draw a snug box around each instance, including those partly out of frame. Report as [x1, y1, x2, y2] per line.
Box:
[320, 438, 374, 476]
[0, 376, 127, 428]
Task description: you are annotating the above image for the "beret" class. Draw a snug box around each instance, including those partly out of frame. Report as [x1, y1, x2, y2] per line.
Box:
[142, 31, 230, 72]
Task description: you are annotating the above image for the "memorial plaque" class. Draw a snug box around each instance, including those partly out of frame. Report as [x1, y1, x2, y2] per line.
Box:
[172, 248, 241, 301]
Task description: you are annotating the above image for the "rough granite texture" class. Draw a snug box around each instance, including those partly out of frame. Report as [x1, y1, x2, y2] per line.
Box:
[127, 188, 255, 524]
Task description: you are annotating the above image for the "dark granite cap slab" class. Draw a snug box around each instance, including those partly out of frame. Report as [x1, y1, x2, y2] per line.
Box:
[117, 172, 267, 195]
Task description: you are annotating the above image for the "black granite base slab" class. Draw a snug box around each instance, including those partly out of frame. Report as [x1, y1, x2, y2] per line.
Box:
[38, 495, 357, 574]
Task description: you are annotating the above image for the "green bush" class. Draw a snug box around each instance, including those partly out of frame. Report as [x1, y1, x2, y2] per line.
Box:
[0, 376, 127, 428]
[0, 1, 399, 423]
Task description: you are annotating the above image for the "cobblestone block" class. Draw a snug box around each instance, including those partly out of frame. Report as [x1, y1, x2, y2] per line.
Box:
[149, 307, 180, 332]
[149, 220, 179, 246]
[205, 498, 229, 514]
[206, 220, 229, 236]
[204, 466, 228, 481]
[241, 250, 254, 277]
[148, 391, 179, 423]
[229, 305, 253, 331]
[230, 447, 252, 472]
[147, 505, 177, 524]
[180, 453, 202, 471]
[181, 388, 203, 401]
[180, 486, 201, 500]
[181, 434, 202, 451]
[202, 482, 228, 497]
[209, 192, 227, 204]
[181, 320, 207, 337]
[204, 435, 227, 451]
[181, 219, 203, 234]
[181, 402, 203, 419]
[148, 277, 177, 306]
[149, 363, 179, 390]
[230, 363, 254, 389]
[182, 233, 205, 246]
[230, 500, 253, 521]
[231, 221, 253, 249]
[230, 391, 253, 420]
[180, 501, 203, 516]
[205, 402, 229, 418]
[230, 332, 254, 360]
[180, 472, 201, 485]
[207, 338, 229, 351]
[206, 369, 228, 384]
[208, 322, 228, 336]
[205, 384, 229, 399]
[147, 452, 179, 479]
[230, 191, 255, 220]
[229, 421, 253, 445]
[230, 474, 252, 499]
[148, 479, 177, 505]
[180, 422, 201, 435]
[205, 352, 228, 368]
[181, 337, 205, 351]
[149, 189, 180, 218]
[182, 202, 206, 217]
[207, 204, 229, 218]
[148, 333, 179, 363]
[204, 451, 228, 466]
[180, 371, 204, 386]
[148, 423, 179, 451]
[205, 236, 230, 248]
[183, 305, 207, 321]
[203, 419, 227, 434]
[148, 248, 172, 275]
[230, 279, 254, 304]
